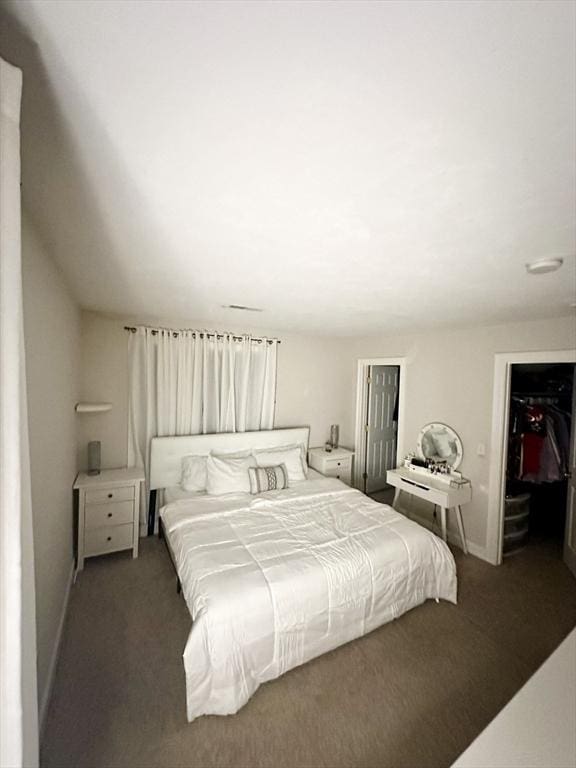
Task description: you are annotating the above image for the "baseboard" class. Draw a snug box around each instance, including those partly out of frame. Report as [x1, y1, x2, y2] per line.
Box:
[397, 507, 492, 564]
[39, 558, 75, 737]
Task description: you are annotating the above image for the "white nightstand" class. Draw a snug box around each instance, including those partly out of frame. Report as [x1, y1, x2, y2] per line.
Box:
[74, 467, 145, 570]
[308, 447, 355, 485]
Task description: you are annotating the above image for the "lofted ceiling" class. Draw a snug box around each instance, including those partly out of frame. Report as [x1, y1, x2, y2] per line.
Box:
[1, 0, 575, 335]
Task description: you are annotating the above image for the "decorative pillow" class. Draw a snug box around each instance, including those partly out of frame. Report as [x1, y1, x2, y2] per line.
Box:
[181, 455, 208, 492]
[248, 464, 289, 495]
[253, 444, 307, 483]
[205, 453, 256, 496]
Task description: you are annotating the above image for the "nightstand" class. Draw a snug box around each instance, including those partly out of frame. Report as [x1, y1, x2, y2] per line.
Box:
[308, 447, 355, 485]
[74, 468, 145, 570]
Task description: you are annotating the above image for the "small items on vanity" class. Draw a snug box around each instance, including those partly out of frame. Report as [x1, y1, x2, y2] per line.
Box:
[402, 453, 469, 488]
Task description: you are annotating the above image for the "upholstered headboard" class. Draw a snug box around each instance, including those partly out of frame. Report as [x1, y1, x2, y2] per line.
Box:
[149, 427, 310, 491]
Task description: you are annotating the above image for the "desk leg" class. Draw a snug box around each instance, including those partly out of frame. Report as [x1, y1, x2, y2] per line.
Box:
[456, 505, 468, 554]
[440, 507, 447, 543]
[393, 488, 400, 509]
[406, 492, 413, 520]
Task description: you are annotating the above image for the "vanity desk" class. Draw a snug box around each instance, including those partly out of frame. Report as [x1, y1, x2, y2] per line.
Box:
[386, 466, 470, 553]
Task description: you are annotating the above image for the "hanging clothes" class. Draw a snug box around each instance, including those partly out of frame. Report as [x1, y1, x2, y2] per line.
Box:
[521, 432, 545, 479]
[509, 397, 571, 484]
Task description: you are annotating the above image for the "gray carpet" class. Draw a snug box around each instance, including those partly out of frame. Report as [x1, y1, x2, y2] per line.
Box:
[41, 534, 576, 768]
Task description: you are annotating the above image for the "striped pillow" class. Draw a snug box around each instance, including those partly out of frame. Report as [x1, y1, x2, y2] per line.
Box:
[248, 464, 289, 495]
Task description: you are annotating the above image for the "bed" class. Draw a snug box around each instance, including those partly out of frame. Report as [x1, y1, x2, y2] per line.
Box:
[150, 428, 457, 722]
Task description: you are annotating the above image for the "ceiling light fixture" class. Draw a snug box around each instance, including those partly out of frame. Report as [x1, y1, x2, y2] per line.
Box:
[525, 258, 564, 275]
[222, 304, 264, 312]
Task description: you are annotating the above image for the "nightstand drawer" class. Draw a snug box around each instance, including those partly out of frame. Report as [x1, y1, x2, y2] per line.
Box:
[324, 466, 352, 484]
[85, 500, 134, 529]
[84, 524, 134, 557]
[324, 458, 352, 472]
[85, 485, 135, 504]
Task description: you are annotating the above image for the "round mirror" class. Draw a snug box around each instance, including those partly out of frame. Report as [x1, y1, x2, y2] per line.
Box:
[416, 422, 463, 469]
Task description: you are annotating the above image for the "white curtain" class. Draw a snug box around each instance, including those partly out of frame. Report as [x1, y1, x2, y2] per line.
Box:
[0, 58, 39, 768]
[128, 328, 278, 524]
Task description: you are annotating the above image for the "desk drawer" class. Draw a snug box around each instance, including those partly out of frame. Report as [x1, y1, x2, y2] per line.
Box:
[85, 500, 134, 529]
[85, 485, 134, 504]
[395, 476, 447, 507]
[84, 523, 133, 556]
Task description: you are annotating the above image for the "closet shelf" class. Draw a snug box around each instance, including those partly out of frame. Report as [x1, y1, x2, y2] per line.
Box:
[511, 391, 569, 397]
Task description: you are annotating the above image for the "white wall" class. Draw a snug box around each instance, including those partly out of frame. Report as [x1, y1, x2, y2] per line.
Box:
[78, 311, 354, 471]
[452, 628, 576, 767]
[347, 316, 576, 558]
[22, 215, 80, 727]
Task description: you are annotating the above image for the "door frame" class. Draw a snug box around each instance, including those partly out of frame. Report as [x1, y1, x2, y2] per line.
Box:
[353, 357, 406, 490]
[486, 349, 576, 565]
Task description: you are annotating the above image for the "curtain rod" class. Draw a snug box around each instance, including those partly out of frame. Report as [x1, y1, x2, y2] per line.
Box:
[123, 325, 280, 345]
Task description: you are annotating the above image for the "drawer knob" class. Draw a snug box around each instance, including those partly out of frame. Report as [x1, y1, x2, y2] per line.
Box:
[107, 493, 113, 499]
[107, 536, 112, 542]
[107, 512, 112, 518]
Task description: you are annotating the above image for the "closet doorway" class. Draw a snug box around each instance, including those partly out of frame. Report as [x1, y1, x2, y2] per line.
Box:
[487, 350, 576, 568]
[504, 363, 574, 567]
[354, 358, 406, 495]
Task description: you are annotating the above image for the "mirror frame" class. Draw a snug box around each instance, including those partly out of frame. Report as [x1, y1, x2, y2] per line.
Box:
[416, 422, 463, 470]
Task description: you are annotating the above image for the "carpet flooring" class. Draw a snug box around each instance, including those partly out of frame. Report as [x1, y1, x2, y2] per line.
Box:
[41, 533, 576, 768]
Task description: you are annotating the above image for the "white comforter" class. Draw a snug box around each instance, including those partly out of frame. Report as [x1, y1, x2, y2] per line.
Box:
[160, 476, 457, 721]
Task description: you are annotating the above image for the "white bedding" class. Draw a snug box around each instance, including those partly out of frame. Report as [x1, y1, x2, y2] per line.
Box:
[160, 475, 457, 721]
[164, 485, 202, 503]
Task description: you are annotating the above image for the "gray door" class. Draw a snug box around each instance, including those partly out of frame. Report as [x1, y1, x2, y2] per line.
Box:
[365, 365, 399, 493]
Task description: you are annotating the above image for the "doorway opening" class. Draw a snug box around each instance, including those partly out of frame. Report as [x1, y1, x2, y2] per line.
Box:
[503, 363, 574, 563]
[354, 358, 405, 499]
[487, 350, 576, 568]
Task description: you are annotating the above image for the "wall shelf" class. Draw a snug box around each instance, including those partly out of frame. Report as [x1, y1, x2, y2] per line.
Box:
[75, 402, 112, 413]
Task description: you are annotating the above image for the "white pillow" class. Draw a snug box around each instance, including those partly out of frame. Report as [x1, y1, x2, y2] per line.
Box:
[212, 449, 252, 459]
[254, 444, 307, 483]
[205, 453, 256, 496]
[181, 455, 208, 492]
